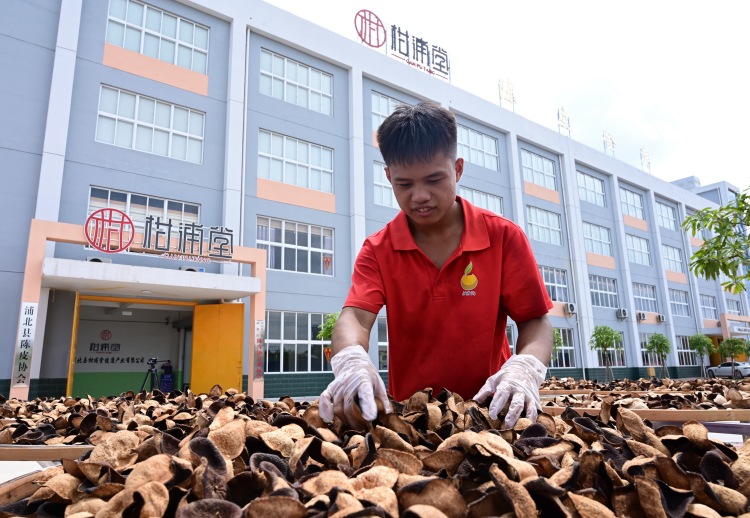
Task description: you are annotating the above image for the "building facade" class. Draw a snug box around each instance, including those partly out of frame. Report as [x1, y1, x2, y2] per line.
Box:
[2, 0, 747, 399]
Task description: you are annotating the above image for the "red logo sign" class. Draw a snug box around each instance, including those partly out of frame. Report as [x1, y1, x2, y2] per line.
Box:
[85, 208, 135, 253]
[354, 9, 386, 48]
[100, 330, 112, 341]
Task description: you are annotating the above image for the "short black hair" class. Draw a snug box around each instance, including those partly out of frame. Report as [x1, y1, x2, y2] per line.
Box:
[376, 101, 457, 167]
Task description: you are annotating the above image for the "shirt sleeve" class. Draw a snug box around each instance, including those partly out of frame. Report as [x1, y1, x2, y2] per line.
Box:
[500, 223, 553, 322]
[343, 239, 386, 315]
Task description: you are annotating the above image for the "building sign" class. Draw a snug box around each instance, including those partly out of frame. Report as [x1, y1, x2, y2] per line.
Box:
[12, 303, 37, 388]
[353, 9, 450, 80]
[734, 327, 750, 334]
[84, 209, 234, 261]
[255, 320, 265, 380]
[85, 208, 135, 253]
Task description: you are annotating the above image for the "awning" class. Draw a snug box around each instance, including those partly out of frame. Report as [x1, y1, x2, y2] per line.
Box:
[41, 258, 260, 301]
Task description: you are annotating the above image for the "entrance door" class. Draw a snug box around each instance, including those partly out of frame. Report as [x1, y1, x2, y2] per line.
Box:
[191, 303, 244, 394]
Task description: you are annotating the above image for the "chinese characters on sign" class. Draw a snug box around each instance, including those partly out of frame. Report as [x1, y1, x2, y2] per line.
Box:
[353, 10, 450, 81]
[255, 320, 265, 380]
[12, 303, 37, 388]
[84, 208, 234, 261]
[76, 356, 144, 364]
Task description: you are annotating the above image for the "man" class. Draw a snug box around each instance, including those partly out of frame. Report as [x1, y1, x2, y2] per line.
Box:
[319, 102, 553, 428]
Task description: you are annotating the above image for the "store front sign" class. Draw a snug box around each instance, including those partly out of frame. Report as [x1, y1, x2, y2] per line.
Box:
[12, 303, 37, 388]
[354, 9, 450, 80]
[84, 209, 234, 261]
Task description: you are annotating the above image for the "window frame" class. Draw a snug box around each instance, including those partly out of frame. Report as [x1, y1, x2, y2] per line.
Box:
[550, 328, 575, 368]
[597, 332, 626, 367]
[371, 91, 405, 133]
[639, 332, 660, 366]
[620, 187, 645, 219]
[669, 288, 690, 317]
[577, 171, 605, 207]
[655, 201, 678, 231]
[377, 315, 388, 371]
[583, 222, 612, 256]
[88, 186, 200, 232]
[373, 161, 398, 209]
[625, 234, 651, 265]
[700, 294, 719, 320]
[257, 129, 334, 194]
[661, 244, 685, 273]
[633, 282, 658, 313]
[457, 124, 499, 171]
[676, 335, 698, 366]
[264, 310, 332, 373]
[526, 206, 563, 245]
[539, 265, 570, 302]
[256, 216, 334, 276]
[458, 186, 503, 215]
[589, 274, 619, 308]
[96, 85, 205, 164]
[259, 48, 333, 116]
[106, 0, 209, 74]
[521, 149, 557, 191]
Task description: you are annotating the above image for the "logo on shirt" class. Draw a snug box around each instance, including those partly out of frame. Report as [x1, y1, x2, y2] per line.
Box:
[460, 261, 478, 296]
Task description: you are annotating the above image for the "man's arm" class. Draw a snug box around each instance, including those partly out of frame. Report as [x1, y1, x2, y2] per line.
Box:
[331, 306, 377, 356]
[515, 314, 553, 365]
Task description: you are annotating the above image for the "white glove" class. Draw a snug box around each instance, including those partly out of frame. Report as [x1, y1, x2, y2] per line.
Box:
[319, 345, 391, 427]
[473, 354, 547, 427]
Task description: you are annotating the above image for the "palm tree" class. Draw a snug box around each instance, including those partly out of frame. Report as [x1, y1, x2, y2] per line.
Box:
[718, 337, 747, 378]
[645, 333, 671, 379]
[688, 334, 714, 378]
[589, 325, 621, 382]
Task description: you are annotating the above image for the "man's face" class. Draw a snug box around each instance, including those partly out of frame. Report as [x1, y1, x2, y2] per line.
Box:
[385, 153, 464, 228]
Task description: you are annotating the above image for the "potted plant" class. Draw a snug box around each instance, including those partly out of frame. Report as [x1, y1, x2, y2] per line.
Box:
[317, 312, 340, 364]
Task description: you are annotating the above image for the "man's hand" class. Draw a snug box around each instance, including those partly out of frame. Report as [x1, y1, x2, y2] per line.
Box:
[319, 344, 391, 428]
[473, 354, 547, 428]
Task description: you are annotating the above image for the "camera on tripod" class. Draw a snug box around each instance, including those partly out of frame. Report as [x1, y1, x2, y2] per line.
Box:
[147, 357, 158, 367]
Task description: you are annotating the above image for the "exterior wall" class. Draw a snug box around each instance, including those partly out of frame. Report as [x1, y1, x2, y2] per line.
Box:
[1, 0, 743, 397]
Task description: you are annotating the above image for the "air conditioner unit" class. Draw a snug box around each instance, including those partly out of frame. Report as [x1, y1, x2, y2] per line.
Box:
[179, 266, 205, 272]
[87, 257, 112, 263]
[565, 302, 577, 315]
[616, 308, 628, 319]
[657, 314, 666, 322]
[636, 311, 647, 321]
[717, 321, 722, 327]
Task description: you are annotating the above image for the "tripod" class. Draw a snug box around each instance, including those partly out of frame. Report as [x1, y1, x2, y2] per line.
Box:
[140, 363, 159, 392]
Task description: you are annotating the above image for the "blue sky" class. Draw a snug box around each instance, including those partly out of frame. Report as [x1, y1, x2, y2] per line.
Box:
[266, 0, 750, 192]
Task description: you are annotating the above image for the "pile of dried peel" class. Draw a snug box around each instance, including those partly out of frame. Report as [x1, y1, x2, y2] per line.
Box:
[0, 386, 749, 517]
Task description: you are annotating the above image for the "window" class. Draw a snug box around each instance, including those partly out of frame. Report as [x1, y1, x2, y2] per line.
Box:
[458, 125, 499, 171]
[597, 332, 626, 367]
[373, 161, 398, 208]
[656, 202, 678, 231]
[550, 328, 575, 368]
[459, 186, 503, 215]
[589, 274, 618, 308]
[506, 325, 516, 354]
[256, 216, 334, 275]
[577, 171, 605, 207]
[371, 92, 404, 132]
[97, 86, 205, 163]
[620, 187, 645, 219]
[260, 49, 332, 115]
[727, 299, 742, 315]
[521, 149, 556, 190]
[88, 187, 199, 230]
[377, 316, 388, 371]
[625, 234, 651, 265]
[640, 332, 660, 366]
[539, 266, 569, 302]
[258, 130, 334, 193]
[526, 206, 563, 245]
[676, 336, 698, 366]
[264, 311, 331, 373]
[700, 294, 719, 320]
[583, 222, 612, 256]
[669, 289, 690, 317]
[106, 0, 209, 74]
[633, 283, 658, 313]
[661, 244, 685, 273]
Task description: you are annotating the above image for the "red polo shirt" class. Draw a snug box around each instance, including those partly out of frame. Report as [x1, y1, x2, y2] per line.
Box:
[344, 197, 553, 401]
